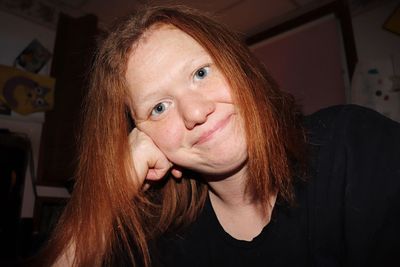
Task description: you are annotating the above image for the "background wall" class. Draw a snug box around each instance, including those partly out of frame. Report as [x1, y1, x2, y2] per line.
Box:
[0, 10, 57, 218]
[352, 0, 400, 62]
[249, 0, 400, 119]
[0, 10, 55, 73]
[250, 15, 348, 115]
[351, 0, 400, 121]
[1, 0, 399, 219]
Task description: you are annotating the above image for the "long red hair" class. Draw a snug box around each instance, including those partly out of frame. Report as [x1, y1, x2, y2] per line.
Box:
[38, 5, 305, 267]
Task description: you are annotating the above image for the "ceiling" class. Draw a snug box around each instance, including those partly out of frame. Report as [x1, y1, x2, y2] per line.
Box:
[1, 0, 389, 38]
[51, 0, 337, 37]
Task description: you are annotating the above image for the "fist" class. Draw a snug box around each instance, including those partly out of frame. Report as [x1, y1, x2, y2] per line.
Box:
[129, 128, 182, 188]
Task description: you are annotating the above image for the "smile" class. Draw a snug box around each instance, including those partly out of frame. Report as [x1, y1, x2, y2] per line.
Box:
[195, 114, 233, 145]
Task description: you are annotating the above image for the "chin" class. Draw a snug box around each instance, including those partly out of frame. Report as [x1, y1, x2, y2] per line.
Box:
[199, 158, 248, 182]
[185, 151, 248, 181]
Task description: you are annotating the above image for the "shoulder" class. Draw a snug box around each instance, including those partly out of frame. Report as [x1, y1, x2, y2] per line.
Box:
[304, 105, 400, 266]
[304, 104, 400, 196]
[303, 104, 400, 160]
[304, 104, 400, 143]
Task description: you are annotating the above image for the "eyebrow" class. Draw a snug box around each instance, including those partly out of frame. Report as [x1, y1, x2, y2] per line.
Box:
[133, 90, 162, 115]
[133, 54, 212, 111]
[137, 90, 163, 103]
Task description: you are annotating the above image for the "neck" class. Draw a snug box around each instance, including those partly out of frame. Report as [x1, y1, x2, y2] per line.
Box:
[204, 166, 277, 241]
[206, 166, 251, 207]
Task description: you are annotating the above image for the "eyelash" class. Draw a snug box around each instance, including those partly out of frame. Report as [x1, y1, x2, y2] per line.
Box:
[150, 101, 171, 117]
[194, 66, 210, 81]
[148, 65, 211, 118]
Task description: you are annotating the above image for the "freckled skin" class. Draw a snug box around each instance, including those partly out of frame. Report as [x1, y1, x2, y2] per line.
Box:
[126, 25, 248, 182]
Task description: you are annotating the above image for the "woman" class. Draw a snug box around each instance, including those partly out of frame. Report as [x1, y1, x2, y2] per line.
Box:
[40, 5, 400, 267]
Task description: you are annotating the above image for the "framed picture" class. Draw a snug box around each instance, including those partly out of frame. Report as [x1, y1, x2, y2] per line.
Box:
[15, 39, 52, 73]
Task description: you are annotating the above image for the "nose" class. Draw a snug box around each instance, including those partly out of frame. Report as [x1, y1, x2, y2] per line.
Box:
[178, 91, 215, 130]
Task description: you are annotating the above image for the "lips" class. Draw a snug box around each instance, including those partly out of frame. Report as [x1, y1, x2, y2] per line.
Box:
[195, 114, 233, 145]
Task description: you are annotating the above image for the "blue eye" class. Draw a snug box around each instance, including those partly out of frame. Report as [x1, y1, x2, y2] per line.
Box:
[151, 102, 170, 117]
[194, 66, 210, 81]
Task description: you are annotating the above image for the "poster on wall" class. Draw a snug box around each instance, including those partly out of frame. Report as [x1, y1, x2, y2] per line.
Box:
[351, 55, 400, 122]
[0, 65, 55, 115]
[15, 39, 52, 73]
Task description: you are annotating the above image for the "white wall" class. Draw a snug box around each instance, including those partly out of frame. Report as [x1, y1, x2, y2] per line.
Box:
[351, 0, 400, 121]
[0, 10, 55, 73]
[0, 10, 70, 218]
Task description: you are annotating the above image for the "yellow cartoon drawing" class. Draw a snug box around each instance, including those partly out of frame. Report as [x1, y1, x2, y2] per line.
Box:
[0, 65, 55, 115]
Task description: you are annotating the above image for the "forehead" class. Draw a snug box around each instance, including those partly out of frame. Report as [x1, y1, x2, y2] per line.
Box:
[128, 24, 207, 67]
[125, 24, 211, 114]
[126, 24, 209, 88]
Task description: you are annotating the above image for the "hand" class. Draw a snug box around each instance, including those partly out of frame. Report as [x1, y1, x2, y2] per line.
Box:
[129, 128, 183, 189]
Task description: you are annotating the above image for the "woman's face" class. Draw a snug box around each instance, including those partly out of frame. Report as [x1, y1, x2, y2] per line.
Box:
[126, 24, 248, 177]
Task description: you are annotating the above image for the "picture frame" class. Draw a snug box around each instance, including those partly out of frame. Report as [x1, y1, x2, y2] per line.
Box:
[15, 39, 52, 73]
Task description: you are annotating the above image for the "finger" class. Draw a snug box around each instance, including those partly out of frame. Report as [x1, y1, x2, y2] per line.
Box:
[146, 159, 172, 181]
[171, 167, 183, 179]
[142, 182, 151, 191]
[146, 167, 169, 180]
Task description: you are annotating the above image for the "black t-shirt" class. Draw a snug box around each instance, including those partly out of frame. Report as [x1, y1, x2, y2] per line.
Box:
[152, 182, 310, 267]
[145, 105, 400, 267]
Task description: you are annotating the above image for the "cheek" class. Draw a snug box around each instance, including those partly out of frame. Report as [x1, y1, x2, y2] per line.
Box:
[208, 75, 234, 104]
[145, 120, 184, 156]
